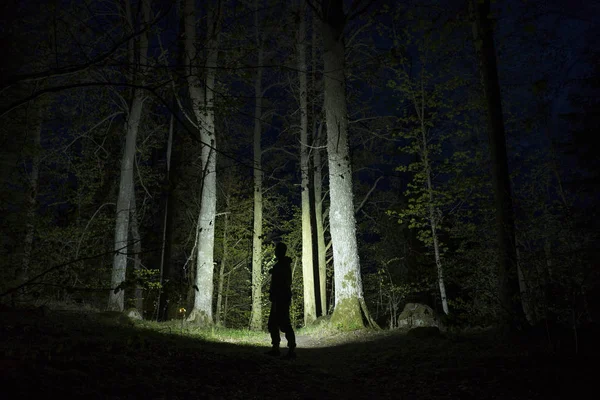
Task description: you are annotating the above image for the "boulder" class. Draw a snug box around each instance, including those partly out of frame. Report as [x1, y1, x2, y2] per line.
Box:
[126, 308, 143, 320]
[397, 303, 438, 328]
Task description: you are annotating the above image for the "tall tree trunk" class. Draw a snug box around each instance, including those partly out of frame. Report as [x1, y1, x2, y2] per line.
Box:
[321, 0, 367, 329]
[109, 91, 143, 311]
[185, 0, 220, 325]
[108, 0, 150, 312]
[216, 210, 229, 326]
[516, 247, 534, 323]
[470, 0, 525, 329]
[313, 124, 327, 315]
[157, 110, 175, 321]
[19, 98, 43, 286]
[250, 0, 264, 330]
[130, 186, 144, 313]
[298, 0, 317, 325]
[223, 266, 231, 325]
[419, 103, 449, 315]
[311, 11, 327, 314]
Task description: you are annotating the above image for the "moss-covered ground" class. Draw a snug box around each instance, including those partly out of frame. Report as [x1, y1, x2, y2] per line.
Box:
[1, 306, 596, 399]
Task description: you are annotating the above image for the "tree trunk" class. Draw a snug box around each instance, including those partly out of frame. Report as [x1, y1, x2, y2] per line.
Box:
[420, 111, 449, 315]
[311, 12, 327, 316]
[313, 124, 327, 316]
[516, 247, 534, 323]
[470, 0, 525, 329]
[250, 1, 264, 330]
[216, 210, 229, 326]
[321, 0, 366, 330]
[429, 208, 448, 315]
[298, 0, 317, 325]
[223, 267, 231, 325]
[109, 91, 143, 311]
[130, 186, 144, 314]
[185, 0, 220, 325]
[108, 0, 150, 312]
[157, 110, 175, 321]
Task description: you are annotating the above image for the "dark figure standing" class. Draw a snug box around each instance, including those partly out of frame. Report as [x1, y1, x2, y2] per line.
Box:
[266, 242, 296, 359]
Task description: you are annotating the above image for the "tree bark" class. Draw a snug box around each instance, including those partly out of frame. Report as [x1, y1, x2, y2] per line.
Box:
[470, 0, 526, 329]
[216, 209, 229, 326]
[321, 0, 366, 329]
[419, 104, 449, 315]
[157, 110, 175, 321]
[108, 0, 150, 312]
[313, 124, 327, 316]
[185, 0, 221, 325]
[298, 0, 317, 325]
[109, 91, 143, 311]
[311, 13, 327, 316]
[129, 183, 144, 313]
[250, 0, 264, 330]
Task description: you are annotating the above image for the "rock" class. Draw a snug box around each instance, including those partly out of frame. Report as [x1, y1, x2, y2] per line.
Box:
[397, 303, 438, 328]
[126, 308, 143, 320]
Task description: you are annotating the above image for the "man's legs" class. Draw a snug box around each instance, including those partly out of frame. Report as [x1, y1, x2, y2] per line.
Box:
[266, 302, 280, 355]
[278, 300, 296, 357]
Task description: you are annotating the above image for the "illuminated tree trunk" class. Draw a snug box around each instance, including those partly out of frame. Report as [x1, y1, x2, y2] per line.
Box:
[157, 111, 175, 321]
[298, 0, 317, 325]
[216, 209, 229, 326]
[418, 102, 449, 315]
[321, 0, 367, 329]
[109, 91, 143, 311]
[313, 125, 327, 316]
[250, 0, 264, 330]
[470, 0, 525, 329]
[311, 14, 327, 316]
[185, 0, 220, 325]
[108, 0, 150, 312]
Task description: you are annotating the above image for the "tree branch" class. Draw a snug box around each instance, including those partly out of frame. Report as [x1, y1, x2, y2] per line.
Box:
[355, 176, 383, 215]
[0, 5, 171, 90]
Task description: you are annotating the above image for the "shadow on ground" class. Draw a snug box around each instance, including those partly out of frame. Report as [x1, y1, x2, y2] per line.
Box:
[0, 307, 595, 399]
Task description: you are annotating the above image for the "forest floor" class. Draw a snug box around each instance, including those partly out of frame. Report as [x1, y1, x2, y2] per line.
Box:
[0, 305, 596, 399]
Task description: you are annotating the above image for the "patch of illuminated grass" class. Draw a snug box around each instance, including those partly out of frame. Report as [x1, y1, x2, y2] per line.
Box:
[137, 319, 268, 346]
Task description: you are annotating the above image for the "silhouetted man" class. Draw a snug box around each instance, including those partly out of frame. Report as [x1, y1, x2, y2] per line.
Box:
[266, 242, 296, 359]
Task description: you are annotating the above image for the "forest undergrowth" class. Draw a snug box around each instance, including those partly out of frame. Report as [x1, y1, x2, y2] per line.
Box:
[1, 305, 595, 399]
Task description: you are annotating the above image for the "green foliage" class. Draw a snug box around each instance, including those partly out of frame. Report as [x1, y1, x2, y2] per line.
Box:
[375, 3, 505, 325]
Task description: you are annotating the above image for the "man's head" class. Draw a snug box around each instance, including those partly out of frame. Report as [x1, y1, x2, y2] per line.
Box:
[275, 242, 287, 258]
